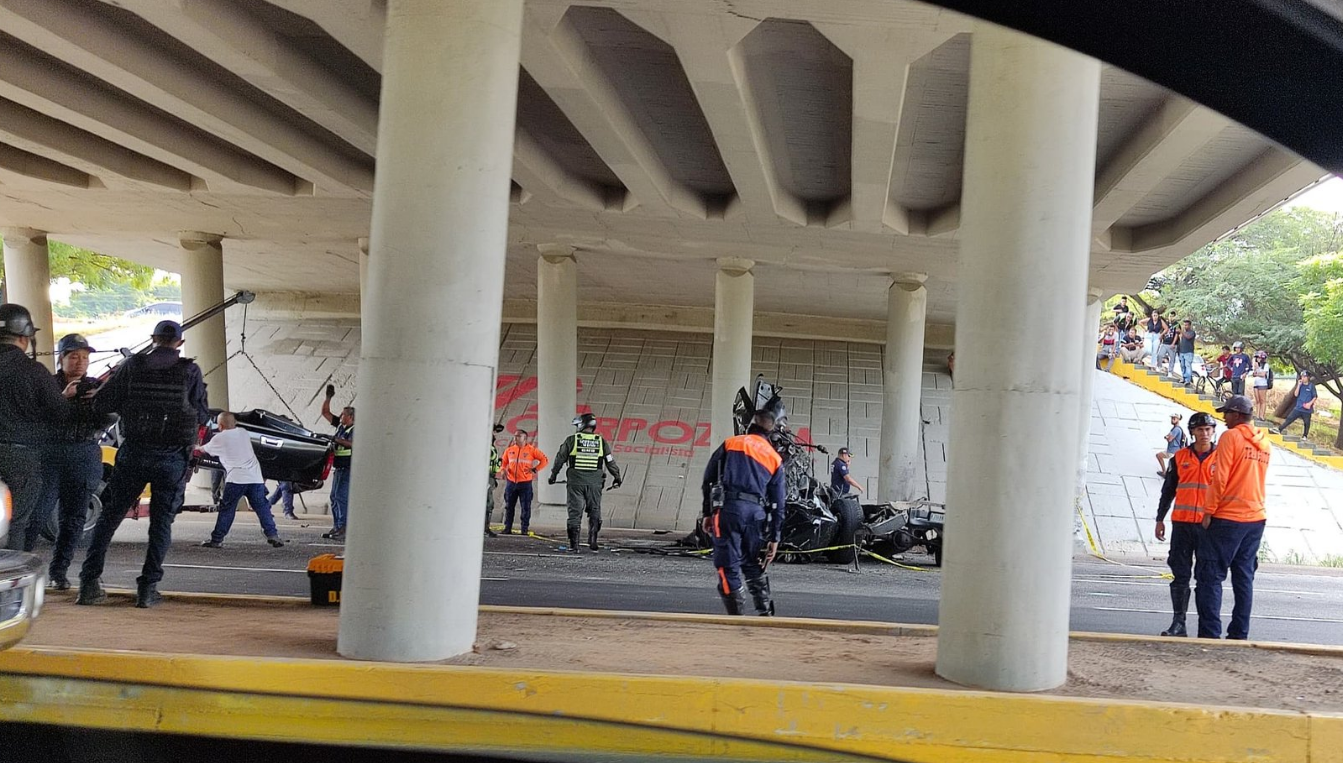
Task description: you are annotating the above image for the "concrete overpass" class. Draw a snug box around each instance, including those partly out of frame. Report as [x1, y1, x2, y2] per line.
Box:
[0, 0, 1329, 692]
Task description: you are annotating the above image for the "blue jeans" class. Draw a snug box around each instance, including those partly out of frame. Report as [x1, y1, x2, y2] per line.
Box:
[1195, 518, 1265, 639]
[268, 481, 295, 513]
[211, 483, 279, 542]
[81, 444, 190, 587]
[503, 480, 534, 532]
[1179, 352, 1195, 384]
[1281, 409, 1312, 437]
[329, 467, 350, 530]
[40, 441, 104, 580]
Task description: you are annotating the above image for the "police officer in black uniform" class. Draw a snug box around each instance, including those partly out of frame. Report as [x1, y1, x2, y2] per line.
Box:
[34, 334, 106, 588]
[0, 303, 73, 550]
[548, 413, 622, 552]
[78, 320, 209, 608]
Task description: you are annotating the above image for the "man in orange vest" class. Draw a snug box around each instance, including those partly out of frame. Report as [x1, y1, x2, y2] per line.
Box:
[500, 429, 549, 535]
[1154, 411, 1216, 637]
[1195, 395, 1270, 640]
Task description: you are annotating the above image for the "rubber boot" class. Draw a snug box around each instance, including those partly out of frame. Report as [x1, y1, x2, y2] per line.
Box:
[1161, 585, 1189, 637]
[588, 522, 601, 552]
[745, 575, 775, 616]
[135, 582, 164, 609]
[567, 529, 582, 554]
[75, 578, 106, 606]
[718, 587, 747, 616]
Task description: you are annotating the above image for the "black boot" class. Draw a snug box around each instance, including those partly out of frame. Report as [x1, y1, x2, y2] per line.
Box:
[1161, 585, 1189, 637]
[75, 578, 106, 606]
[588, 522, 601, 552]
[745, 575, 775, 616]
[135, 582, 164, 609]
[567, 529, 582, 554]
[718, 587, 747, 616]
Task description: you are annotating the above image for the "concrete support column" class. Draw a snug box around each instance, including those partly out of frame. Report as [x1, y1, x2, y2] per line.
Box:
[1, 228, 54, 368]
[179, 232, 229, 409]
[1076, 289, 1104, 498]
[536, 246, 578, 506]
[936, 23, 1100, 693]
[710, 258, 755, 447]
[337, 0, 524, 663]
[357, 237, 370, 307]
[879, 274, 928, 502]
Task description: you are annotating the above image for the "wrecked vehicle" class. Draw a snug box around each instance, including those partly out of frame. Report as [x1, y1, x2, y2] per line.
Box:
[723, 376, 945, 566]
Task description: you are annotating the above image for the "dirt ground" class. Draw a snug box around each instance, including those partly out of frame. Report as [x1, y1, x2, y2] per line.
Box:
[22, 593, 1343, 713]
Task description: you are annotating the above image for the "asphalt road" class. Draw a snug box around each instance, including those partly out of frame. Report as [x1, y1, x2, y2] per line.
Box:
[45, 512, 1343, 645]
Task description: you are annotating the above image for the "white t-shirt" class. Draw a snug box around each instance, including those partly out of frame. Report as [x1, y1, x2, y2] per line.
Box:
[201, 427, 264, 485]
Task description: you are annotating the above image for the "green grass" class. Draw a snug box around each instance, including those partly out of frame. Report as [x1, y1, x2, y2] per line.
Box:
[1318, 555, 1343, 569]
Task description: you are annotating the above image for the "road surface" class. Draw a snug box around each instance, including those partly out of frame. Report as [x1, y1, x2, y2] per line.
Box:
[40, 512, 1343, 645]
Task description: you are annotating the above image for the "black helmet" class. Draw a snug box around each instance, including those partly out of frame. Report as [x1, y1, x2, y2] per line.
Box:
[0, 303, 37, 338]
[57, 333, 95, 356]
[1188, 412, 1216, 430]
[572, 412, 597, 431]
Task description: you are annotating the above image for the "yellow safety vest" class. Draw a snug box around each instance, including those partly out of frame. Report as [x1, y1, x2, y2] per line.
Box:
[335, 424, 354, 457]
[570, 432, 604, 471]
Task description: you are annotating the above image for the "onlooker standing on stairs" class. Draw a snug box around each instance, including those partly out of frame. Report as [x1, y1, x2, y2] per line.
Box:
[1226, 342, 1251, 396]
[1274, 370, 1318, 438]
[1176, 319, 1197, 386]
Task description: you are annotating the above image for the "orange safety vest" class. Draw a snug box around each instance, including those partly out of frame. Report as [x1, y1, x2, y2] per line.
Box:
[500, 443, 549, 483]
[1207, 423, 1270, 523]
[1169, 447, 1214, 523]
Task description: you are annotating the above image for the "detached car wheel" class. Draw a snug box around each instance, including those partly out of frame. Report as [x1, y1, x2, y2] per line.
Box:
[826, 497, 864, 564]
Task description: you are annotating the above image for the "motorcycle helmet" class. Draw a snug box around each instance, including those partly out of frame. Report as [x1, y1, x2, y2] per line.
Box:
[0, 303, 37, 338]
[1188, 412, 1216, 430]
[1254, 350, 1268, 360]
[572, 412, 597, 431]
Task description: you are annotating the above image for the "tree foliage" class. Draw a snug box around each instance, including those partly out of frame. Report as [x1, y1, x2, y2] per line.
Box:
[1154, 206, 1343, 446]
[0, 238, 154, 293]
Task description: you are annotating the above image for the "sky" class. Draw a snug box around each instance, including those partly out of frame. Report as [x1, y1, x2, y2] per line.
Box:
[1285, 175, 1343, 214]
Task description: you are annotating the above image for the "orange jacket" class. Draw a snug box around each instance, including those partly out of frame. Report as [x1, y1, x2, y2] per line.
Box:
[1206, 423, 1269, 523]
[1170, 447, 1214, 523]
[500, 443, 549, 483]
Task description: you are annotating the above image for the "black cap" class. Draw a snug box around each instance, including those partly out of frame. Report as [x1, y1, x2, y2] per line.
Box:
[1216, 395, 1254, 415]
[57, 333, 95, 356]
[838, 447, 850, 456]
[152, 320, 184, 340]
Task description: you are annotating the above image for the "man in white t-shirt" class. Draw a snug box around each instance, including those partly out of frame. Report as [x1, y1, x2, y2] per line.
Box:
[199, 412, 285, 548]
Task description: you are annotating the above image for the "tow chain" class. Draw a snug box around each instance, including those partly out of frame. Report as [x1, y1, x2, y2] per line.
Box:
[198, 300, 307, 427]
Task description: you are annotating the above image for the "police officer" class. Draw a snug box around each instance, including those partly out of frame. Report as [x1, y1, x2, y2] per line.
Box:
[486, 423, 504, 538]
[0, 303, 73, 550]
[34, 334, 105, 588]
[701, 407, 786, 616]
[1153, 411, 1216, 637]
[78, 320, 209, 608]
[548, 413, 621, 552]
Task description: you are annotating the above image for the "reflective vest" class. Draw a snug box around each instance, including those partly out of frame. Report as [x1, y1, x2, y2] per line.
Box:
[334, 424, 354, 457]
[490, 445, 501, 476]
[1208, 423, 1269, 523]
[1170, 447, 1213, 523]
[570, 432, 604, 471]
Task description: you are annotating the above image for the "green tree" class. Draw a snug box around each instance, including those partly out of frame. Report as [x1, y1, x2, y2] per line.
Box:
[1156, 207, 1343, 447]
[0, 238, 154, 297]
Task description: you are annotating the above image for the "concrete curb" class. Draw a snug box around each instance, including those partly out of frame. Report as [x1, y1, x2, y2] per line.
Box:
[95, 588, 1343, 657]
[2, 645, 1341, 763]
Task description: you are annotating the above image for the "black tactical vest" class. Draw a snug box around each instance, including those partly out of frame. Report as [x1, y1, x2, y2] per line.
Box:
[121, 356, 197, 449]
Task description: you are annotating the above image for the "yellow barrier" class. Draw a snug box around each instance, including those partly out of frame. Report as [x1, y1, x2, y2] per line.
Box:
[2, 646, 1342, 762]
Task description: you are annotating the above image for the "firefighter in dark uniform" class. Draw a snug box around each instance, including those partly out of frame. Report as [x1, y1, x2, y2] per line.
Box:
[0, 303, 73, 550]
[34, 334, 106, 588]
[78, 320, 210, 608]
[548, 413, 622, 552]
[486, 424, 504, 538]
[701, 407, 786, 616]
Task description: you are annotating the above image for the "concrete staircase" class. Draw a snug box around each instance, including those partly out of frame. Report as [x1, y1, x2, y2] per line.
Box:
[1106, 360, 1343, 469]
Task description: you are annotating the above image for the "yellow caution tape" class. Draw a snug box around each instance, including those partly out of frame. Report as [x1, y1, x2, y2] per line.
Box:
[1075, 505, 1174, 580]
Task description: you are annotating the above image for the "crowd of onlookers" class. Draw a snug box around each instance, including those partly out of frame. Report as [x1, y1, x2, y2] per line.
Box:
[1098, 296, 1323, 440]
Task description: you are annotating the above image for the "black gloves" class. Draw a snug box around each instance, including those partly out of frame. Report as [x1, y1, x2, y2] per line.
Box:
[325, 384, 336, 399]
